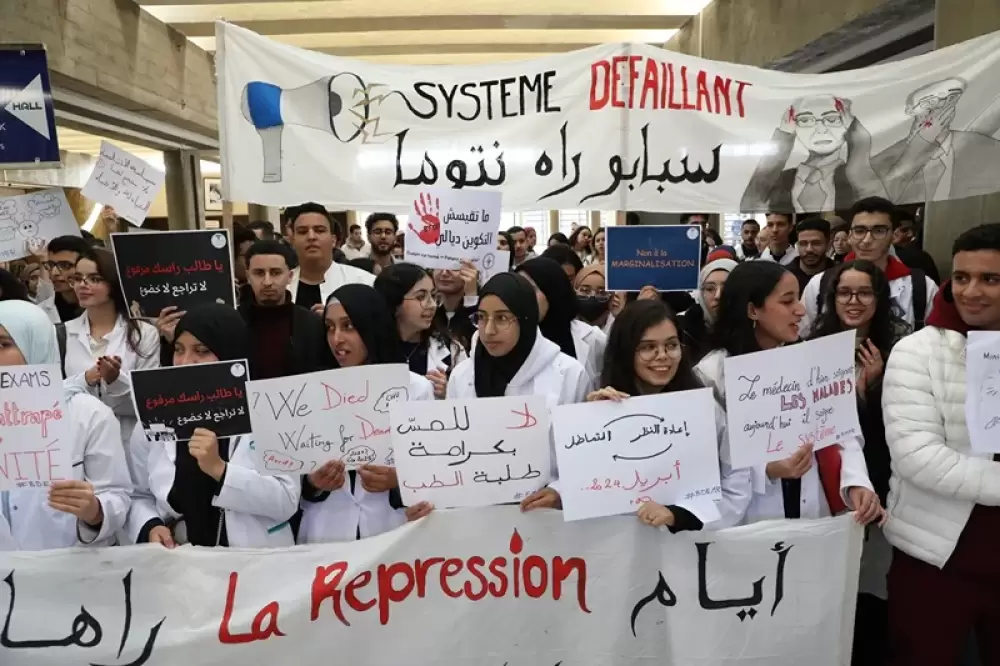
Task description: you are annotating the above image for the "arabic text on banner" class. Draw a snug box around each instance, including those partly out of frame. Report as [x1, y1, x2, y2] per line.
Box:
[0, 364, 71, 490]
[0, 189, 81, 262]
[81, 141, 165, 226]
[403, 188, 502, 270]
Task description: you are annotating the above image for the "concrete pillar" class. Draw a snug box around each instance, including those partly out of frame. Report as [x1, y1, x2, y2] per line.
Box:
[163, 150, 203, 231]
[922, 0, 1000, 274]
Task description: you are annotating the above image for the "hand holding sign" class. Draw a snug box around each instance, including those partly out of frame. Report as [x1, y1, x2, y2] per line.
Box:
[48, 480, 102, 526]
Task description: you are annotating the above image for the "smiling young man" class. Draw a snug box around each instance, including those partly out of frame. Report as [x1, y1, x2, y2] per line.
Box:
[881, 223, 1000, 666]
[787, 217, 834, 293]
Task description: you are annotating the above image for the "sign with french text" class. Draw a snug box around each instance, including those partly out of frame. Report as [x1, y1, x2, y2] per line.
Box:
[81, 141, 165, 226]
[0, 189, 80, 262]
[0, 364, 71, 490]
[403, 188, 502, 270]
[111, 229, 236, 318]
[246, 364, 411, 474]
[130, 360, 251, 443]
[723, 331, 860, 468]
[219, 22, 1000, 212]
[552, 389, 721, 521]
[965, 331, 1000, 453]
[0, 47, 60, 168]
[0, 508, 862, 666]
[605, 225, 701, 292]
[392, 396, 550, 508]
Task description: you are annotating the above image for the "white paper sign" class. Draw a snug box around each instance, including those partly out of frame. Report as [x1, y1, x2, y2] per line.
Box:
[403, 188, 502, 269]
[81, 141, 165, 226]
[473, 249, 510, 287]
[964, 331, 1000, 452]
[0, 364, 72, 490]
[0, 189, 80, 262]
[552, 389, 722, 521]
[723, 331, 860, 468]
[246, 364, 411, 473]
[392, 396, 550, 508]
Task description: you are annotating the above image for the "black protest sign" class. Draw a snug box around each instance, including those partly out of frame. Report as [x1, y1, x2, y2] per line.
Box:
[112, 229, 235, 319]
[131, 360, 252, 442]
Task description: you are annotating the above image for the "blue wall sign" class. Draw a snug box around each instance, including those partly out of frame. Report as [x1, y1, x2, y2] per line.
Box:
[0, 46, 60, 168]
[605, 225, 702, 292]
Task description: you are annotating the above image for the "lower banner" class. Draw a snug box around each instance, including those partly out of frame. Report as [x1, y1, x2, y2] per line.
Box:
[0, 507, 862, 665]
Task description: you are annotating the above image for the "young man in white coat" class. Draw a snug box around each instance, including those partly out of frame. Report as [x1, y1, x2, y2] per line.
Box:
[881, 223, 1000, 666]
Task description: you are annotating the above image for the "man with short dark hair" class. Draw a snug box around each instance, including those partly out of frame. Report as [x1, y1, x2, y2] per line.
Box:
[893, 210, 941, 285]
[787, 217, 834, 293]
[38, 235, 90, 323]
[758, 212, 798, 266]
[735, 219, 760, 261]
[341, 223, 371, 261]
[507, 226, 529, 266]
[247, 221, 276, 240]
[365, 213, 398, 270]
[681, 213, 710, 231]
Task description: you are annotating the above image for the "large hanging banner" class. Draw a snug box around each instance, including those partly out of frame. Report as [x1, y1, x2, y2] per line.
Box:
[0, 508, 861, 665]
[217, 22, 1000, 212]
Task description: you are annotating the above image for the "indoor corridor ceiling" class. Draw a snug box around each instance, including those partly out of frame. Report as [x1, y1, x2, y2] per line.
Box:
[136, 0, 709, 65]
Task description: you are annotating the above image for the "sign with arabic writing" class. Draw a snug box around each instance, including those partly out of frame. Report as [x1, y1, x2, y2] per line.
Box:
[130, 360, 251, 442]
[0, 189, 81, 262]
[391, 396, 550, 508]
[81, 141, 165, 226]
[219, 23, 1000, 213]
[111, 229, 236, 319]
[403, 188, 502, 270]
[0, 364, 71, 490]
[605, 225, 701, 292]
[245, 364, 411, 473]
[0, 507, 863, 666]
[723, 331, 860, 468]
[552, 389, 721, 521]
[964, 331, 1000, 453]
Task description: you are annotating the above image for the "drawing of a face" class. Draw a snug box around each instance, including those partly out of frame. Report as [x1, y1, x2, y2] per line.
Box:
[793, 96, 849, 156]
[905, 77, 965, 129]
[16, 220, 38, 238]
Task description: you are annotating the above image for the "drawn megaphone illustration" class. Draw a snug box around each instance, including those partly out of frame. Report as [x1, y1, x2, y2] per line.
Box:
[241, 73, 373, 183]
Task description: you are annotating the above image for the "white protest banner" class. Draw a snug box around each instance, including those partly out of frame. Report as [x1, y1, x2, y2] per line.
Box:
[219, 21, 1000, 212]
[723, 331, 860, 468]
[81, 141, 165, 226]
[0, 189, 80, 262]
[0, 364, 71, 490]
[475, 249, 510, 287]
[392, 396, 550, 507]
[403, 188, 502, 270]
[552, 389, 721, 521]
[0, 507, 862, 666]
[246, 364, 411, 473]
[965, 331, 1000, 452]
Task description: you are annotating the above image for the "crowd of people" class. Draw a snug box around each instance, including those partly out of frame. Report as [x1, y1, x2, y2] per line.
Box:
[0, 197, 995, 666]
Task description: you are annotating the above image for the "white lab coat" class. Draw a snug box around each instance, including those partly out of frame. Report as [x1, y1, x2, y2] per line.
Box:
[297, 372, 435, 544]
[800, 268, 937, 335]
[570, 319, 607, 385]
[289, 262, 376, 305]
[125, 425, 300, 547]
[0, 393, 131, 551]
[695, 349, 873, 523]
[424, 335, 468, 377]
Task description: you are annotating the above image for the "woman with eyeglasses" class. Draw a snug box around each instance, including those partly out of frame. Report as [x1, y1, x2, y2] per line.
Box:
[587, 300, 752, 530]
[574, 264, 614, 334]
[63, 249, 160, 485]
[298, 284, 435, 544]
[374, 263, 468, 399]
[448, 272, 590, 511]
[677, 255, 737, 364]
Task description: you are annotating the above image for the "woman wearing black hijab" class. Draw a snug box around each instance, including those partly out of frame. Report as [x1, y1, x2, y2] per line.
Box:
[126, 303, 300, 548]
[298, 284, 435, 544]
[516, 257, 607, 385]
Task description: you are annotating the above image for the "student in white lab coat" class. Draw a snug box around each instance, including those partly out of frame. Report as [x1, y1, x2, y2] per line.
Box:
[297, 284, 435, 544]
[63, 248, 160, 475]
[694, 261, 883, 525]
[586, 299, 753, 531]
[127, 303, 300, 548]
[0, 301, 131, 550]
[448, 272, 591, 512]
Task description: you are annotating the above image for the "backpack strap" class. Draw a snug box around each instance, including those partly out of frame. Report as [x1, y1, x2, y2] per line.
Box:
[55, 322, 68, 378]
[910, 269, 926, 331]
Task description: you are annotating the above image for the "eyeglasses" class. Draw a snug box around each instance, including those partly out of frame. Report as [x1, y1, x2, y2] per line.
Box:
[795, 113, 844, 128]
[405, 290, 440, 306]
[576, 287, 610, 300]
[43, 260, 75, 272]
[68, 274, 106, 287]
[470, 312, 518, 330]
[834, 289, 876, 305]
[911, 92, 962, 112]
[370, 228, 396, 237]
[636, 340, 683, 361]
[850, 226, 891, 240]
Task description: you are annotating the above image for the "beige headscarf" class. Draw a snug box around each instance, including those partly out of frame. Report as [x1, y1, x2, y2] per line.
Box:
[574, 263, 606, 289]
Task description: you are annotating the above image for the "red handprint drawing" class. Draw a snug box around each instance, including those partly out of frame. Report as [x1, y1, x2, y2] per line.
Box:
[410, 193, 441, 245]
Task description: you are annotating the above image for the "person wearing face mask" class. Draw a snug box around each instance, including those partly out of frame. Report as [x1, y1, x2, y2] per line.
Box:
[574, 264, 613, 334]
[375, 263, 468, 399]
[517, 257, 606, 386]
[677, 255, 737, 364]
[448, 272, 590, 513]
[695, 261, 882, 526]
[0, 301, 131, 551]
[298, 284, 435, 544]
[126, 304, 300, 548]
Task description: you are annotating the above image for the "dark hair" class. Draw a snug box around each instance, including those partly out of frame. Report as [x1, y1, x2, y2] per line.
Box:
[602, 300, 702, 395]
[286, 202, 342, 237]
[374, 262, 450, 348]
[681, 213, 709, 224]
[765, 211, 795, 224]
[47, 235, 91, 256]
[831, 221, 850, 236]
[365, 213, 399, 235]
[742, 219, 760, 229]
[953, 223, 1000, 255]
[232, 224, 256, 253]
[348, 257, 377, 274]
[80, 229, 103, 247]
[0, 269, 29, 302]
[349, 224, 361, 234]
[247, 221, 275, 238]
[709, 261, 791, 357]
[507, 226, 525, 236]
[567, 226, 592, 251]
[848, 197, 898, 229]
[77, 248, 151, 357]
[593, 227, 606, 241]
[809, 260, 904, 356]
[541, 243, 584, 274]
[795, 216, 832, 239]
[548, 232, 569, 245]
[245, 240, 295, 270]
[625, 212, 641, 226]
[704, 229, 723, 245]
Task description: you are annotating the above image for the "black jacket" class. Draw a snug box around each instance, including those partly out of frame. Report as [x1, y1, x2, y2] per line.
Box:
[237, 292, 336, 378]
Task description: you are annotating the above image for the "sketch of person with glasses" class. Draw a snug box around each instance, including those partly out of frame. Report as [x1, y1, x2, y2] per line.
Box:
[873, 77, 1000, 203]
[740, 95, 886, 214]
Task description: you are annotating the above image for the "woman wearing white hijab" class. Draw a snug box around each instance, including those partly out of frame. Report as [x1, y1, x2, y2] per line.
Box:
[0, 301, 131, 550]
